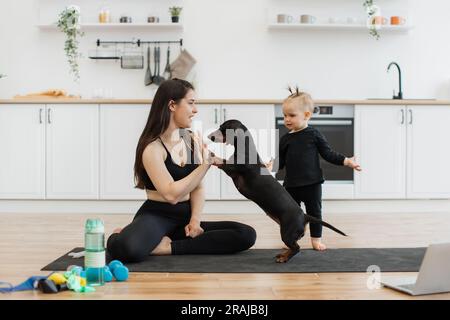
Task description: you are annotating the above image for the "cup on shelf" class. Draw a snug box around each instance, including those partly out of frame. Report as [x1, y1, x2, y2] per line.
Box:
[300, 14, 316, 24]
[329, 17, 346, 24]
[329, 17, 338, 24]
[390, 16, 406, 25]
[371, 16, 388, 25]
[277, 14, 293, 24]
[119, 15, 132, 23]
[346, 17, 358, 24]
[147, 16, 160, 23]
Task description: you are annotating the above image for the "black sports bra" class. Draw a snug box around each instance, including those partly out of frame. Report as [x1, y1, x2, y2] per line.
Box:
[144, 137, 199, 191]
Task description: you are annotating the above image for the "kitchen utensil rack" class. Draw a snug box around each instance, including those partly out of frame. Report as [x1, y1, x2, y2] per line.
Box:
[89, 38, 183, 60]
[96, 39, 183, 48]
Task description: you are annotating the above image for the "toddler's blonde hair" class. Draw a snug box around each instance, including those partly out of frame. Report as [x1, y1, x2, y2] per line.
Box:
[284, 86, 317, 114]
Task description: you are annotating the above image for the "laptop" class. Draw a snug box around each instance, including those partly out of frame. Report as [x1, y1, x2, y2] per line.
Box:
[381, 242, 450, 296]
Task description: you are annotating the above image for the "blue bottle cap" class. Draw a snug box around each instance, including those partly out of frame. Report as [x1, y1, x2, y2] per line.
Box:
[85, 219, 104, 233]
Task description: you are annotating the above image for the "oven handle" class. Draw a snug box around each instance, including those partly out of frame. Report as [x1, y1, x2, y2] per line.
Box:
[308, 120, 353, 126]
[276, 119, 353, 126]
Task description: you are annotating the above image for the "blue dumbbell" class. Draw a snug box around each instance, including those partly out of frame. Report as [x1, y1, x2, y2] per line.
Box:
[108, 260, 129, 281]
[103, 266, 113, 282]
[108, 260, 123, 272]
[113, 265, 129, 281]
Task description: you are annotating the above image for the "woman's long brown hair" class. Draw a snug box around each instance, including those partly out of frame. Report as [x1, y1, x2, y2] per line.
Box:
[134, 78, 194, 189]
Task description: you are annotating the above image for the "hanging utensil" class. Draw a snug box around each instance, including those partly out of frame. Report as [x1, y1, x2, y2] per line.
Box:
[153, 44, 165, 85]
[144, 44, 153, 86]
[150, 45, 157, 84]
[120, 43, 144, 69]
[162, 45, 172, 80]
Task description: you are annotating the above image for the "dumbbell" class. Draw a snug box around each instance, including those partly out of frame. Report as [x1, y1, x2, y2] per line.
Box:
[103, 266, 113, 282]
[107, 260, 129, 281]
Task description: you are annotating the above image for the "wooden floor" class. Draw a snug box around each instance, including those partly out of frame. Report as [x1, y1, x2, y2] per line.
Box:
[1, 211, 450, 300]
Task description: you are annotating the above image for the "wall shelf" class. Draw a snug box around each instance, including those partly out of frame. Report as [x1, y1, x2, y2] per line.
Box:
[268, 23, 414, 33]
[37, 23, 184, 31]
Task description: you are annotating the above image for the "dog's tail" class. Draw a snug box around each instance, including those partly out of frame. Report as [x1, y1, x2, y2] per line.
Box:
[305, 215, 347, 236]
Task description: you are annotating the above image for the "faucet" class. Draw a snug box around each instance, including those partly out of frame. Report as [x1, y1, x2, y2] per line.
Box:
[387, 62, 403, 99]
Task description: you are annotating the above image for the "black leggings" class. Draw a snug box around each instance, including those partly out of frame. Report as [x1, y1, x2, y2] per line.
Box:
[107, 200, 257, 263]
[286, 183, 323, 238]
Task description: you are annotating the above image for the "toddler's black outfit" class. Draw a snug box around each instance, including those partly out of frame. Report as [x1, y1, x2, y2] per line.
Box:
[278, 126, 345, 237]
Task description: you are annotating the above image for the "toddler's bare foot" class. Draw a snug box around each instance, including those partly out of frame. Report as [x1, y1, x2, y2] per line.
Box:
[311, 238, 327, 251]
[151, 236, 172, 255]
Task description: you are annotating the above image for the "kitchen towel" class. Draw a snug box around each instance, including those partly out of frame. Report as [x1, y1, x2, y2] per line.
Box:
[42, 247, 425, 273]
[170, 49, 197, 80]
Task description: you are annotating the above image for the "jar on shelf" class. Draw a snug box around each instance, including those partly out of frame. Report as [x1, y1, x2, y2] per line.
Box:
[119, 14, 132, 23]
[99, 7, 111, 23]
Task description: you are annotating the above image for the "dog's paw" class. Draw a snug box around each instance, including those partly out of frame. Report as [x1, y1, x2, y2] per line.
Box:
[276, 255, 289, 263]
[275, 251, 290, 263]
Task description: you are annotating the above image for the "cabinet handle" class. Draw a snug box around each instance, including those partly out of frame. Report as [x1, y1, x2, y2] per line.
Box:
[400, 109, 404, 124]
[214, 108, 218, 124]
[409, 109, 413, 125]
[223, 108, 227, 122]
[39, 108, 43, 124]
[47, 108, 52, 124]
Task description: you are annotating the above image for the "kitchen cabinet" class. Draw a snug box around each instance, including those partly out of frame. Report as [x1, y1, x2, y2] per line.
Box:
[0, 105, 46, 199]
[218, 105, 275, 200]
[0, 104, 99, 199]
[354, 105, 450, 199]
[46, 104, 99, 199]
[406, 106, 450, 198]
[99, 104, 149, 200]
[354, 105, 406, 199]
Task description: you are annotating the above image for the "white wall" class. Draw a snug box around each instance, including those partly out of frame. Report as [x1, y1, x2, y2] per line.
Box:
[1, 0, 450, 100]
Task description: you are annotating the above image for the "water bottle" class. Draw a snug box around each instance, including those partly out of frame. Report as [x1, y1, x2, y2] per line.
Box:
[84, 218, 105, 286]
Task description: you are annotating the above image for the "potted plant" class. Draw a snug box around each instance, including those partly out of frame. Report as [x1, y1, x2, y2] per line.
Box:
[363, 0, 381, 40]
[57, 5, 84, 82]
[169, 6, 183, 23]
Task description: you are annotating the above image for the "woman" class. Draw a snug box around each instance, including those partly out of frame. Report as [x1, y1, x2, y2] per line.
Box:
[107, 79, 256, 262]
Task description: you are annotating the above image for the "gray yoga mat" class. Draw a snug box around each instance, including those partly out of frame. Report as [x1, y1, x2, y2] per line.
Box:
[42, 247, 426, 273]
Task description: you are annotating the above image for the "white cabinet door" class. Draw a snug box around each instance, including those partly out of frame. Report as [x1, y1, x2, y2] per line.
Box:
[46, 104, 99, 199]
[100, 104, 149, 200]
[192, 105, 221, 200]
[407, 106, 450, 198]
[354, 105, 406, 199]
[0, 105, 45, 199]
[219, 104, 275, 200]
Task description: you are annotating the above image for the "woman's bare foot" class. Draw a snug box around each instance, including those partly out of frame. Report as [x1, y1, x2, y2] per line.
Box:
[112, 227, 123, 234]
[151, 236, 172, 255]
[311, 237, 327, 251]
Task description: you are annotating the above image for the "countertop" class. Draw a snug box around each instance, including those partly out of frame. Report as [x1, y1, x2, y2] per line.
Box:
[1, 98, 450, 105]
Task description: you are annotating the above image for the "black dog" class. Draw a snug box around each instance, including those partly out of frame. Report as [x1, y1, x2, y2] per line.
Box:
[207, 119, 347, 263]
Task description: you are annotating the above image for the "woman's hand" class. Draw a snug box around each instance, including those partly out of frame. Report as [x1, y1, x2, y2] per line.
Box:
[191, 131, 225, 166]
[265, 158, 274, 172]
[344, 156, 362, 171]
[192, 131, 213, 165]
[184, 219, 204, 238]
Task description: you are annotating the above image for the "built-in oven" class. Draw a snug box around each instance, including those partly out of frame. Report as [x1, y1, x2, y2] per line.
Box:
[274, 104, 354, 196]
